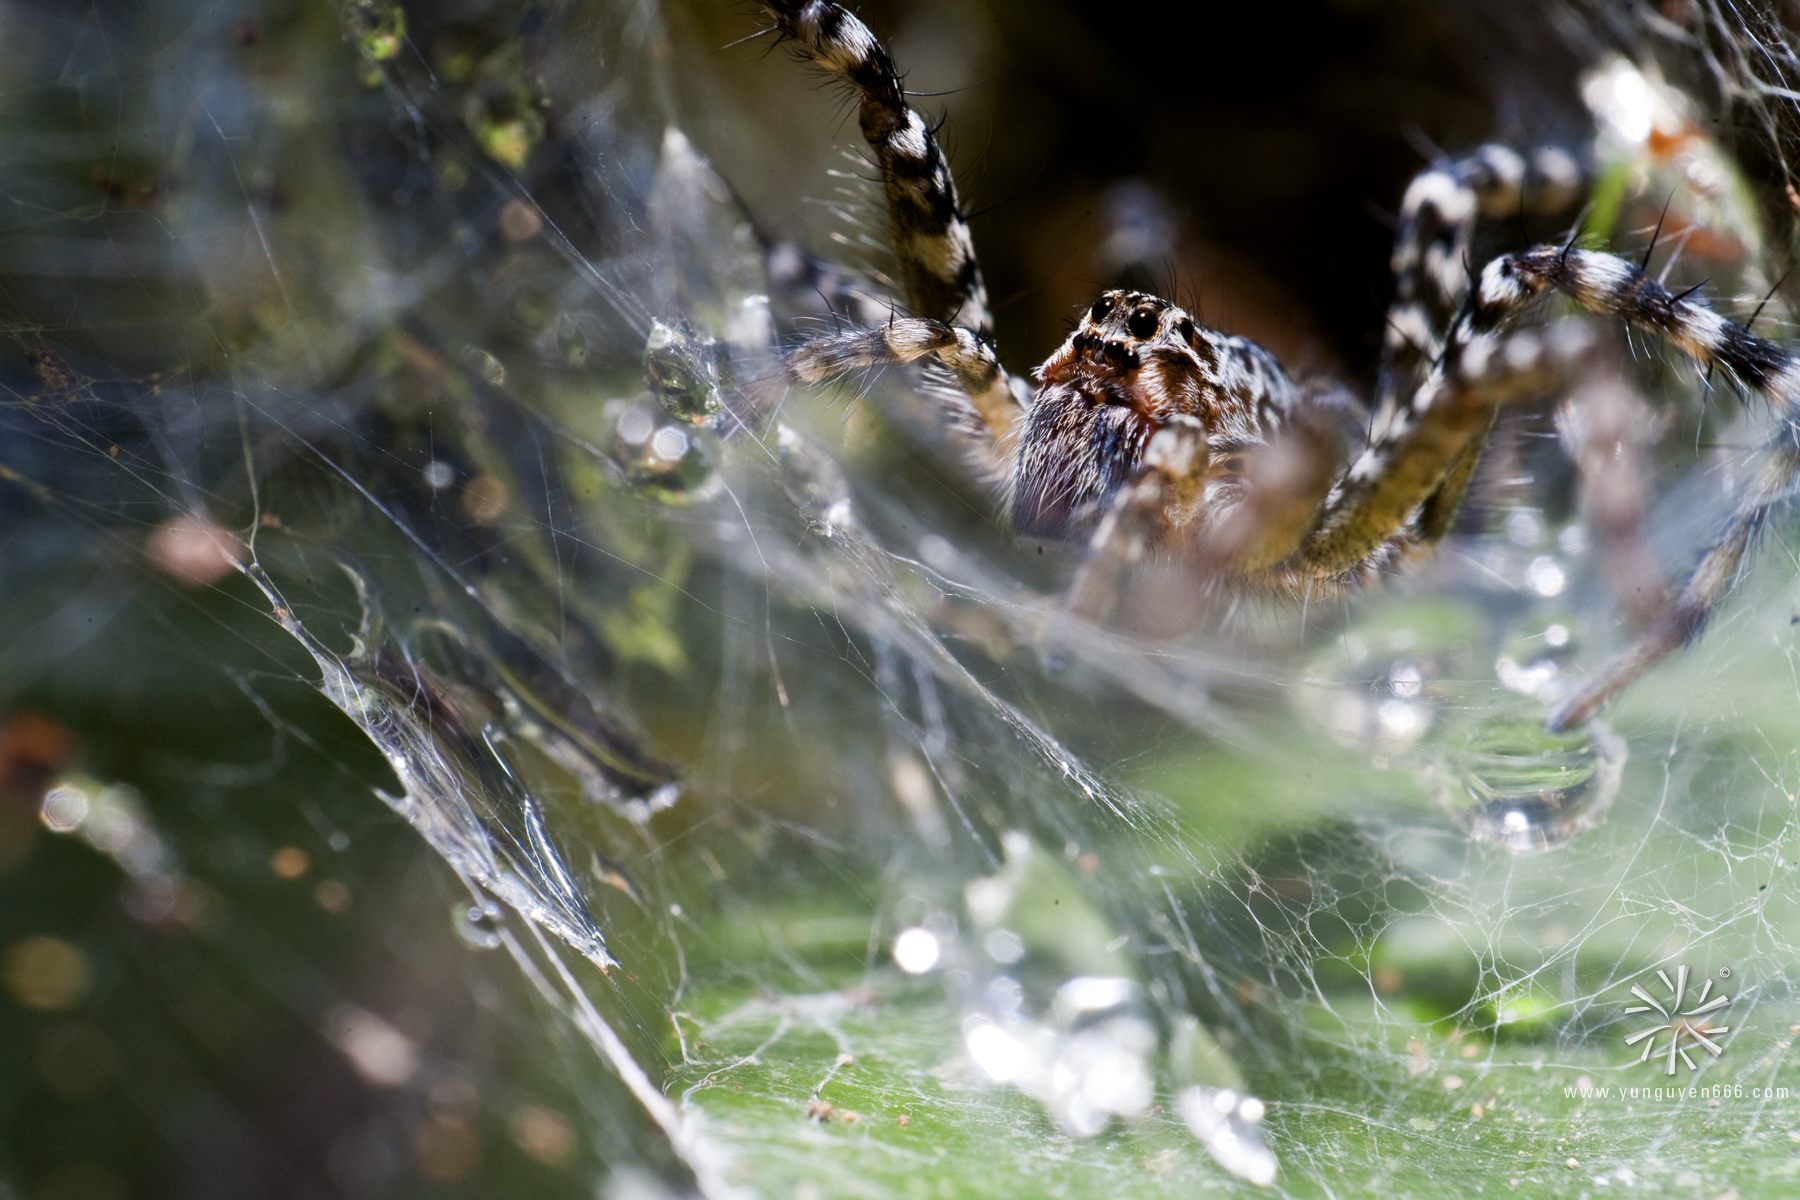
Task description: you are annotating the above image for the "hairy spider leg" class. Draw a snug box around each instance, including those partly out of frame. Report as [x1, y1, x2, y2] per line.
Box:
[759, 0, 1030, 461]
[1291, 318, 1594, 580]
[1059, 396, 1361, 620]
[1558, 358, 1670, 630]
[1279, 150, 1587, 585]
[784, 317, 1018, 429]
[1063, 415, 1209, 619]
[760, 5, 990, 333]
[1379, 145, 1583, 417]
[1370, 146, 1586, 558]
[1469, 246, 1800, 730]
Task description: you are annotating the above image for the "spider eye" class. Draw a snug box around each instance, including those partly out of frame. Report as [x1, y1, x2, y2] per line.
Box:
[1176, 317, 1196, 343]
[1127, 308, 1159, 340]
[1223, 456, 1246, 474]
[1088, 295, 1116, 323]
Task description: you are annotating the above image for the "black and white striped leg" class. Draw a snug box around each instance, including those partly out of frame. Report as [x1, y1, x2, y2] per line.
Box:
[1379, 146, 1583, 418]
[1549, 437, 1800, 730]
[1371, 147, 1584, 569]
[1295, 321, 1596, 578]
[1472, 247, 1796, 387]
[759, 1, 990, 335]
[1557, 359, 1669, 631]
[1064, 416, 1208, 622]
[784, 317, 1022, 440]
[1199, 393, 1357, 577]
[1465, 244, 1800, 730]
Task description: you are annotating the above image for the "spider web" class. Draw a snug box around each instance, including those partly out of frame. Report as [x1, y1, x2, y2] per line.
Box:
[3, 1, 1800, 1197]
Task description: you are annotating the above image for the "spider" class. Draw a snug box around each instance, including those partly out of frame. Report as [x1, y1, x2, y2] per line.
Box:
[750, 0, 1800, 734]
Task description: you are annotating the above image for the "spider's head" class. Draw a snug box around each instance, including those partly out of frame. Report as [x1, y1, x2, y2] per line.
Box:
[1084, 290, 1180, 345]
[1036, 290, 1222, 425]
[1013, 290, 1296, 541]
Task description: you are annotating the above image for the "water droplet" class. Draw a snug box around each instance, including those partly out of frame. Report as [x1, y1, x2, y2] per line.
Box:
[1505, 509, 1544, 547]
[1428, 718, 1625, 850]
[452, 901, 504, 949]
[1527, 555, 1566, 597]
[892, 926, 940, 974]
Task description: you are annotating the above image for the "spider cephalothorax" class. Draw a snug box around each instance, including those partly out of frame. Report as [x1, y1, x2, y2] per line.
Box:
[752, 0, 1800, 734]
[1012, 290, 1295, 544]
